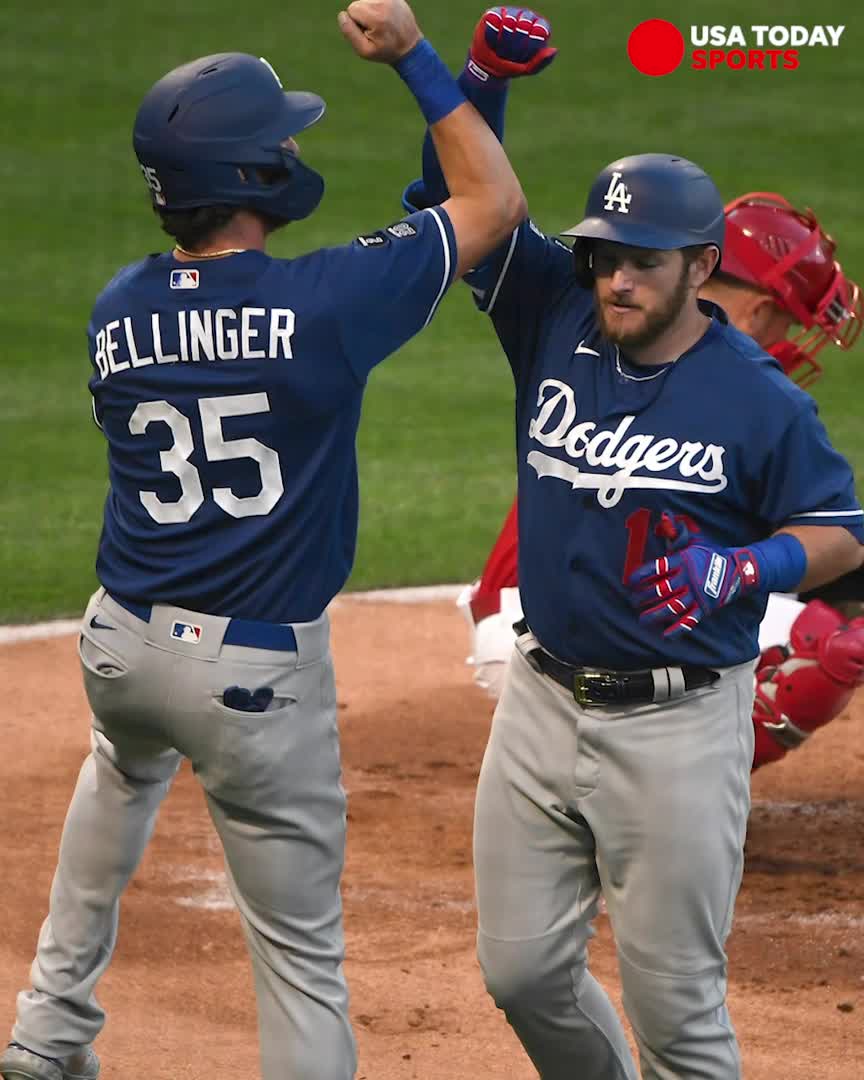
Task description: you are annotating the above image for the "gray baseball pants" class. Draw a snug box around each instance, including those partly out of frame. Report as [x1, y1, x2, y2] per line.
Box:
[12, 589, 355, 1080]
[474, 643, 755, 1080]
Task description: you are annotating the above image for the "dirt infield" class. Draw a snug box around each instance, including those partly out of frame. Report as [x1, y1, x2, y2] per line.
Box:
[1, 598, 862, 1078]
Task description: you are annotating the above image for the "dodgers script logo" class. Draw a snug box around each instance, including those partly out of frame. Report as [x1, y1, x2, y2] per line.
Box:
[527, 379, 728, 508]
[603, 171, 632, 214]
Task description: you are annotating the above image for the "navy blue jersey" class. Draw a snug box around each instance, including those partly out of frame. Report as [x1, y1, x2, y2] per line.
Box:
[467, 220, 864, 670]
[87, 208, 456, 622]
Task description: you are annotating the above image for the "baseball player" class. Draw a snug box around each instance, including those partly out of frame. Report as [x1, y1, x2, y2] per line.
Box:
[458, 191, 864, 772]
[0, 4, 528, 1080]
[407, 9, 864, 1078]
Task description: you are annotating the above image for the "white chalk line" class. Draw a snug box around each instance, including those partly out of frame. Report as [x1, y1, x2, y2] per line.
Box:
[0, 585, 467, 646]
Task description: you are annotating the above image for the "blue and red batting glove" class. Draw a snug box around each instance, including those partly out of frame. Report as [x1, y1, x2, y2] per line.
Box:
[466, 7, 558, 83]
[627, 514, 765, 637]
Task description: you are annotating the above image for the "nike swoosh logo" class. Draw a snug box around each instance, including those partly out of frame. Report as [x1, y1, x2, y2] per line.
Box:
[89, 616, 115, 631]
[574, 340, 600, 357]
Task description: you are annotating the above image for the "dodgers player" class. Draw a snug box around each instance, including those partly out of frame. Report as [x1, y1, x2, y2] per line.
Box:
[0, 4, 528, 1080]
[410, 10, 864, 1078]
[458, 190, 864, 771]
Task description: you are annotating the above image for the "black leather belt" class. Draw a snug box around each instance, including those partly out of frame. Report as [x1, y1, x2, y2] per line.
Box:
[514, 620, 719, 707]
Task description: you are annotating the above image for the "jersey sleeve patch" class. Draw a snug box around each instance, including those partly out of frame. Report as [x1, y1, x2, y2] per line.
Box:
[355, 231, 390, 249]
[386, 221, 418, 240]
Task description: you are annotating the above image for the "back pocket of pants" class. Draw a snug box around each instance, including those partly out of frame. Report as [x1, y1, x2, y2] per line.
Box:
[78, 632, 130, 680]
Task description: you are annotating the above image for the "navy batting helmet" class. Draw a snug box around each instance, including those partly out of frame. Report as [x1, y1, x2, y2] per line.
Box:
[562, 154, 725, 287]
[133, 53, 326, 224]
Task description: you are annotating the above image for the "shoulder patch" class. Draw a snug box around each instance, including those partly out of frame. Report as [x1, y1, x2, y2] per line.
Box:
[356, 231, 389, 249]
[386, 221, 418, 240]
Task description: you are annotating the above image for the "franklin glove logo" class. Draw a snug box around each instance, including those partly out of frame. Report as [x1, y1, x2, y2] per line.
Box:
[704, 552, 728, 598]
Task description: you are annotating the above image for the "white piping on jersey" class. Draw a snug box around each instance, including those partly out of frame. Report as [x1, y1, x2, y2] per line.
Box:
[788, 509, 864, 518]
[614, 347, 671, 382]
[423, 208, 452, 329]
[90, 396, 103, 430]
[485, 227, 520, 315]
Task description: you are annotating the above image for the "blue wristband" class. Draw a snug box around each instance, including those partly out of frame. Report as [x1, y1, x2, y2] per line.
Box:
[745, 533, 808, 595]
[394, 39, 466, 126]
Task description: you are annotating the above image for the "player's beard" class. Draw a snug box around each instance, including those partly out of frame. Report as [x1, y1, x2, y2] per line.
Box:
[595, 263, 691, 351]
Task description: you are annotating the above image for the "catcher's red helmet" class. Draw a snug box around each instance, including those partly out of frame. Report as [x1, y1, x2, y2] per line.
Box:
[722, 192, 861, 387]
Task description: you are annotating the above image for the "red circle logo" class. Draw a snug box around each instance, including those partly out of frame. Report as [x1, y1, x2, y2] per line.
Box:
[627, 19, 686, 76]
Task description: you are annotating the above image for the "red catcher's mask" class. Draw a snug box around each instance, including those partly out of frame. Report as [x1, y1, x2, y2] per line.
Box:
[723, 192, 861, 388]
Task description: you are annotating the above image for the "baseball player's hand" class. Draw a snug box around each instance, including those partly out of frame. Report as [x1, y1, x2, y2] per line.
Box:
[338, 0, 422, 64]
[627, 515, 762, 637]
[468, 7, 557, 81]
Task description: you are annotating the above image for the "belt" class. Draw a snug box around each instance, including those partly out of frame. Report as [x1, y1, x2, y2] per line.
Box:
[514, 620, 719, 707]
[110, 594, 298, 653]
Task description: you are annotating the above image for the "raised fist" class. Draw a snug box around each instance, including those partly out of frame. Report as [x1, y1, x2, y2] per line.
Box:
[468, 7, 558, 81]
[338, 0, 422, 64]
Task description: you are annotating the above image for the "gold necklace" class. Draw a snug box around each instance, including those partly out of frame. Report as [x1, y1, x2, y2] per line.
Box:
[174, 244, 248, 260]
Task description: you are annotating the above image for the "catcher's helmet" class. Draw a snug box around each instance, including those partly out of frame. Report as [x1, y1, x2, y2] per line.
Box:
[563, 153, 725, 287]
[723, 193, 861, 387]
[133, 53, 326, 223]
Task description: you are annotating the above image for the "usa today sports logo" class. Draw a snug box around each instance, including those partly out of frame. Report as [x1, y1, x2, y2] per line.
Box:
[627, 21, 845, 75]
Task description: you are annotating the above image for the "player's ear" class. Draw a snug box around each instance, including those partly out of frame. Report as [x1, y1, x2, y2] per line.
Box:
[686, 244, 720, 291]
[746, 293, 782, 342]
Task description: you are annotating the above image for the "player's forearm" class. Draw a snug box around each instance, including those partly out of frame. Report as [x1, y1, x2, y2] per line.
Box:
[428, 100, 523, 218]
[421, 71, 509, 205]
[776, 525, 864, 592]
[392, 39, 523, 232]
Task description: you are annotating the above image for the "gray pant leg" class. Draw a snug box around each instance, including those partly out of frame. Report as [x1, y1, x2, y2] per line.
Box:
[12, 593, 354, 1080]
[474, 649, 639, 1080]
[586, 666, 755, 1080]
[13, 728, 180, 1056]
[192, 650, 355, 1080]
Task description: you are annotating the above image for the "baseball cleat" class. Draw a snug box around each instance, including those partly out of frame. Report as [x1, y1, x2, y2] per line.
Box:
[0, 1043, 100, 1080]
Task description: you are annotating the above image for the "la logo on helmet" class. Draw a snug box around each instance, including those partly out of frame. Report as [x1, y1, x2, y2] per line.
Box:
[603, 171, 632, 214]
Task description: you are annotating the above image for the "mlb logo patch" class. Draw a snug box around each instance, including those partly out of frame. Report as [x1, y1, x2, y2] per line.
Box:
[170, 268, 200, 290]
[171, 620, 203, 644]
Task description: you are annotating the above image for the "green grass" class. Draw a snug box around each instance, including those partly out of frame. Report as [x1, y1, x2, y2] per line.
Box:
[2, 1, 862, 620]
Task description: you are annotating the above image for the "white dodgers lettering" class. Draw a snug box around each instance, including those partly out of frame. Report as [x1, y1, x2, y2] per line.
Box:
[527, 379, 728, 508]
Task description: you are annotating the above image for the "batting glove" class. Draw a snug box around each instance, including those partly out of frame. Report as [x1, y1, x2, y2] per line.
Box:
[467, 7, 558, 82]
[627, 515, 763, 637]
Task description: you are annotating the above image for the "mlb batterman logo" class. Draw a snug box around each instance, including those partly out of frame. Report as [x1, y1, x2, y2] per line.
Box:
[170, 268, 200, 290]
[171, 620, 203, 644]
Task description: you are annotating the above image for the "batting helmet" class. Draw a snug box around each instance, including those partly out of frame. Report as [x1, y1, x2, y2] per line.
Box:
[722, 193, 862, 387]
[562, 153, 725, 288]
[133, 53, 326, 224]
